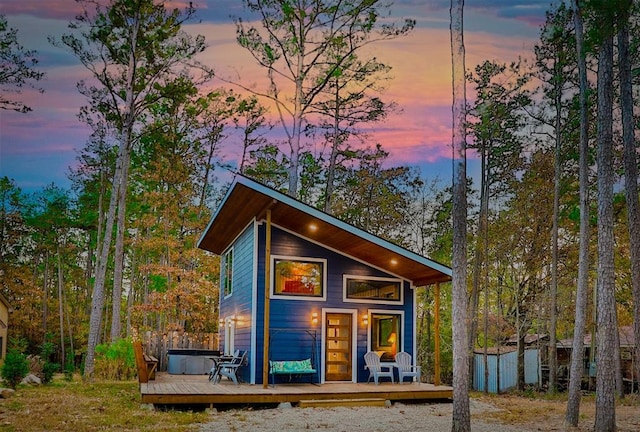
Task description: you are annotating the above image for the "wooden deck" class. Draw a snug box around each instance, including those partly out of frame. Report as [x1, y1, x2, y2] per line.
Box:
[141, 373, 453, 406]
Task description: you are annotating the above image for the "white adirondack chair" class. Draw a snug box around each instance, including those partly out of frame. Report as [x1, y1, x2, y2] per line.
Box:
[364, 351, 394, 385]
[395, 351, 421, 384]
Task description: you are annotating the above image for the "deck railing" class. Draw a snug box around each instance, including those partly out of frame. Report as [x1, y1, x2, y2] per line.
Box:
[142, 330, 219, 372]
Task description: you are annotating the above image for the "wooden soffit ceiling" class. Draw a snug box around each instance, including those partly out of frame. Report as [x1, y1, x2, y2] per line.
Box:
[198, 176, 452, 287]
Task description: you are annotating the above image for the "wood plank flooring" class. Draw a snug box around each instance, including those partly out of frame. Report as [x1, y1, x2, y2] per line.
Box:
[140, 373, 453, 406]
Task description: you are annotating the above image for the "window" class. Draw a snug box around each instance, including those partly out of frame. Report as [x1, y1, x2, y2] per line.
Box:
[272, 257, 325, 299]
[344, 276, 402, 303]
[370, 312, 401, 361]
[222, 249, 233, 297]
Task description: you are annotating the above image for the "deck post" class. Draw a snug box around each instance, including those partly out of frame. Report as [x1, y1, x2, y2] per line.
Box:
[262, 209, 272, 388]
[434, 281, 441, 386]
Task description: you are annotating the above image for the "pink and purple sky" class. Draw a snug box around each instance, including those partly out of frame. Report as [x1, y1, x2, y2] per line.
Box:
[0, 0, 555, 193]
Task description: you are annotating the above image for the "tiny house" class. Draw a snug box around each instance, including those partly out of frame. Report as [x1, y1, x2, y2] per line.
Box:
[198, 176, 451, 385]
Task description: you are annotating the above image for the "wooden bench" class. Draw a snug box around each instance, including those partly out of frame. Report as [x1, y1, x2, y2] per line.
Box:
[134, 341, 158, 384]
[269, 359, 316, 386]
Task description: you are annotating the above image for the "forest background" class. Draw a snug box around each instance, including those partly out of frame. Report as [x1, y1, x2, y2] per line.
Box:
[0, 0, 639, 404]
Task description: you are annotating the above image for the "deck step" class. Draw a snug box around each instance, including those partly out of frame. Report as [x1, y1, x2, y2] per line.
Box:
[298, 398, 389, 408]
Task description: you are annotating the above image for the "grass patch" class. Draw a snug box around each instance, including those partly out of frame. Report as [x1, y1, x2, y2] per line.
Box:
[0, 374, 209, 431]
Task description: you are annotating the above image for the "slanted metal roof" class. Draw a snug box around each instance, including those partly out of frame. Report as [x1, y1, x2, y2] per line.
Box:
[198, 175, 452, 286]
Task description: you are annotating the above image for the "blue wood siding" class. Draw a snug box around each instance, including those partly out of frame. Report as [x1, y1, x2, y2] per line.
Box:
[253, 225, 415, 384]
[219, 222, 255, 383]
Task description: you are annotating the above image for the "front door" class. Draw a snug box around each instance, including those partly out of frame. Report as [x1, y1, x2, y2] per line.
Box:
[325, 313, 352, 381]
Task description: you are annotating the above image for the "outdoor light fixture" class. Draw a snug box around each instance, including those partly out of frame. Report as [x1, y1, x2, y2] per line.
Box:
[311, 312, 319, 325]
[220, 315, 238, 328]
[362, 314, 368, 326]
[309, 223, 318, 232]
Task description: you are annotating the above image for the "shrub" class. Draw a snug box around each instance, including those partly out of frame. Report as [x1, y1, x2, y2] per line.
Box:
[25, 341, 61, 384]
[39, 341, 60, 384]
[94, 338, 136, 380]
[1, 348, 29, 389]
[64, 357, 75, 382]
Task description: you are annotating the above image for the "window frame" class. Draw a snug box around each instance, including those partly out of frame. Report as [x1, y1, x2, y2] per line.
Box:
[342, 275, 403, 305]
[367, 309, 404, 361]
[221, 247, 234, 298]
[270, 255, 327, 301]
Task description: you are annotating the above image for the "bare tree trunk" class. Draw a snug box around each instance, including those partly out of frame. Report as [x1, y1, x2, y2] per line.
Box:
[566, 0, 590, 425]
[125, 250, 137, 338]
[548, 53, 562, 394]
[324, 83, 341, 214]
[482, 187, 489, 394]
[87, 136, 132, 375]
[450, 0, 470, 430]
[497, 283, 504, 393]
[43, 251, 48, 336]
[199, 132, 220, 215]
[110, 149, 131, 342]
[518, 323, 525, 391]
[618, 11, 640, 396]
[469, 146, 487, 389]
[84, 9, 140, 379]
[85, 133, 132, 379]
[614, 312, 624, 397]
[65, 295, 74, 368]
[57, 242, 66, 369]
[483, 281, 488, 394]
[594, 28, 617, 432]
[287, 48, 306, 197]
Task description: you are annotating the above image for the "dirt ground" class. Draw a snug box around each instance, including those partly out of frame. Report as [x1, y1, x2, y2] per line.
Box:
[198, 393, 640, 432]
[476, 393, 640, 431]
[2, 377, 638, 431]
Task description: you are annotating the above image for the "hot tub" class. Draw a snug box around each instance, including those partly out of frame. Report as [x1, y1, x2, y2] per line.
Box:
[167, 349, 220, 375]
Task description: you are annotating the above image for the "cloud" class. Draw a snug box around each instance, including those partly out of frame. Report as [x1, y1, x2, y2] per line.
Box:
[0, 0, 238, 21]
[0, 0, 547, 193]
[0, 0, 82, 20]
[188, 0, 246, 23]
[416, 0, 553, 26]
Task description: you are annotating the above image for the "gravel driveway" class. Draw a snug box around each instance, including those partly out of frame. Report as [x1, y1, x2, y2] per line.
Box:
[199, 399, 526, 432]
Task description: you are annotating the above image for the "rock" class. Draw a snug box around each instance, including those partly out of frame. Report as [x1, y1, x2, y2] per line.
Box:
[0, 388, 15, 398]
[277, 402, 292, 409]
[21, 374, 42, 385]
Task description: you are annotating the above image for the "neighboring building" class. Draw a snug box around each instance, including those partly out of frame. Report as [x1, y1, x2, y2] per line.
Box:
[197, 175, 451, 385]
[0, 293, 10, 360]
[557, 326, 638, 392]
[473, 347, 542, 393]
[475, 327, 640, 394]
[473, 336, 546, 394]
